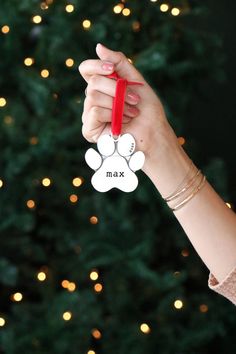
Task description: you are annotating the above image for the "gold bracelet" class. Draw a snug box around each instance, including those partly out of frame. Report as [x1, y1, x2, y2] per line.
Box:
[165, 168, 201, 202]
[171, 174, 206, 212]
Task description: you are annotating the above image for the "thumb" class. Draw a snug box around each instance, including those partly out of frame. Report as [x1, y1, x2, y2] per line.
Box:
[96, 43, 144, 82]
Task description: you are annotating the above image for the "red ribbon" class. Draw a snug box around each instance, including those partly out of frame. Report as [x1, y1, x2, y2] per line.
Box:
[107, 72, 143, 137]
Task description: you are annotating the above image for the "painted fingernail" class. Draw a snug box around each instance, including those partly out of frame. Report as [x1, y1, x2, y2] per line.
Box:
[127, 92, 140, 103]
[128, 106, 139, 115]
[101, 62, 114, 71]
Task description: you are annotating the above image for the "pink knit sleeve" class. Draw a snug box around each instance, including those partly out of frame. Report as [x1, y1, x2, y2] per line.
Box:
[208, 266, 236, 305]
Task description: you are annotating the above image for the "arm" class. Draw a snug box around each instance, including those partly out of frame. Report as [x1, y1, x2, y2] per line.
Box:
[79, 43, 236, 285]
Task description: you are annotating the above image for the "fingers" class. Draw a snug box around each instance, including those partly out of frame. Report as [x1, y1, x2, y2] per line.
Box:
[79, 59, 114, 83]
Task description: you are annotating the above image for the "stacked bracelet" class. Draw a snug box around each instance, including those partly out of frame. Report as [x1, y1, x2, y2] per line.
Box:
[163, 164, 206, 212]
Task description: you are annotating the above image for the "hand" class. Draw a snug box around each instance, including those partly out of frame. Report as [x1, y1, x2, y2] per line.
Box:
[79, 43, 179, 169]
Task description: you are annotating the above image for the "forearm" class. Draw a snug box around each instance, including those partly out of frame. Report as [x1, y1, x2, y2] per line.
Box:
[143, 123, 236, 283]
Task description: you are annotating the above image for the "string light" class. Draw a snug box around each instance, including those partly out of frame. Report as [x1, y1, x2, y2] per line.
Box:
[32, 15, 42, 24]
[46, 0, 53, 4]
[65, 4, 74, 13]
[26, 199, 36, 209]
[69, 194, 78, 203]
[87, 351, 95, 354]
[82, 20, 91, 29]
[0, 180, 3, 188]
[40, 2, 49, 10]
[12, 292, 23, 302]
[199, 304, 208, 313]
[24, 57, 34, 66]
[42, 177, 51, 187]
[171, 8, 180, 16]
[0, 317, 6, 327]
[94, 283, 103, 293]
[37, 271, 47, 281]
[72, 177, 83, 187]
[178, 136, 185, 146]
[174, 299, 183, 309]
[61, 280, 70, 288]
[140, 323, 151, 334]
[132, 21, 141, 32]
[113, 4, 124, 14]
[67, 282, 76, 292]
[150, 0, 158, 2]
[226, 202, 232, 209]
[40, 69, 50, 78]
[4, 116, 13, 124]
[90, 270, 99, 281]
[1, 25, 10, 34]
[0, 97, 7, 107]
[29, 136, 38, 145]
[128, 58, 133, 64]
[65, 58, 74, 67]
[160, 4, 169, 12]
[90, 216, 98, 224]
[122, 8, 131, 16]
[173, 271, 181, 277]
[92, 329, 102, 339]
[181, 249, 189, 257]
[62, 311, 72, 321]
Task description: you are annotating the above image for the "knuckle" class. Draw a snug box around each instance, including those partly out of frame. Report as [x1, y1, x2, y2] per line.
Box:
[90, 106, 101, 118]
[78, 60, 86, 74]
[89, 74, 100, 86]
[82, 124, 93, 142]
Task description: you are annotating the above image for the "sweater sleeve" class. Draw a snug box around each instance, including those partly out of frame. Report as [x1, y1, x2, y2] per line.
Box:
[208, 266, 236, 305]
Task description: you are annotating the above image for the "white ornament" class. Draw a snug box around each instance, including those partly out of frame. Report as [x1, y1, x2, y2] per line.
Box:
[85, 133, 145, 193]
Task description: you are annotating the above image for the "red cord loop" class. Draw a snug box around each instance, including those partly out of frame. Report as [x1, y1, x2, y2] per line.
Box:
[107, 72, 143, 136]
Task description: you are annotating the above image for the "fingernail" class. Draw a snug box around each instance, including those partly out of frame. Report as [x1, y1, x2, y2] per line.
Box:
[128, 106, 139, 115]
[127, 92, 140, 103]
[101, 62, 114, 71]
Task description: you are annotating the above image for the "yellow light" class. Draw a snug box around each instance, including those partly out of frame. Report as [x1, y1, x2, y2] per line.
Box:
[1, 25, 10, 34]
[65, 58, 74, 67]
[92, 328, 102, 339]
[46, 0, 53, 4]
[199, 304, 208, 313]
[0, 180, 3, 188]
[226, 202, 232, 209]
[150, 0, 158, 2]
[63, 311, 72, 321]
[0, 317, 6, 327]
[42, 177, 51, 187]
[113, 4, 124, 14]
[4, 116, 13, 124]
[160, 4, 169, 12]
[40, 2, 49, 10]
[24, 57, 34, 66]
[67, 282, 76, 292]
[12, 292, 23, 302]
[132, 21, 141, 32]
[173, 271, 181, 277]
[27, 200, 36, 209]
[178, 136, 185, 146]
[72, 177, 83, 187]
[90, 216, 98, 224]
[82, 20, 91, 29]
[29, 136, 38, 145]
[65, 4, 74, 13]
[94, 283, 103, 293]
[87, 351, 96, 354]
[61, 280, 70, 288]
[181, 249, 189, 257]
[122, 8, 131, 16]
[37, 271, 47, 281]
[32, 15, 42, 24]
[174, 299, 183, 309]
[90, 270, 99, 281]
[40, 69, 49, 78]
[0, 97, 7, 107]
[70, 194, 78, 203]
[171, 7, 180, 16]
[140, 323, 151, 334]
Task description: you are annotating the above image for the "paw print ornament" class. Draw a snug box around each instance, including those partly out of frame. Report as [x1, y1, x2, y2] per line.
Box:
[85, 133, 145, 192]
[84, 71, 145, 193]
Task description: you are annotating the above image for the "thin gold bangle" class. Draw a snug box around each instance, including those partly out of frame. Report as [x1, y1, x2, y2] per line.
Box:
[171, 175, 206, 212]
[165, 169, 201, 202]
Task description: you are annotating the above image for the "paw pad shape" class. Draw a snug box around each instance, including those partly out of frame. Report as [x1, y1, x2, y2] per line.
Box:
[85, 133, 145, 192]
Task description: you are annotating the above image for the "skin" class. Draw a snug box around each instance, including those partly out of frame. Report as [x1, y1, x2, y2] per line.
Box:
[79, 43, 236, 283]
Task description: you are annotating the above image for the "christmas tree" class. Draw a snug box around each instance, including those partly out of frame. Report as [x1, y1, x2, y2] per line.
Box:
[0, 1, 235, 353]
